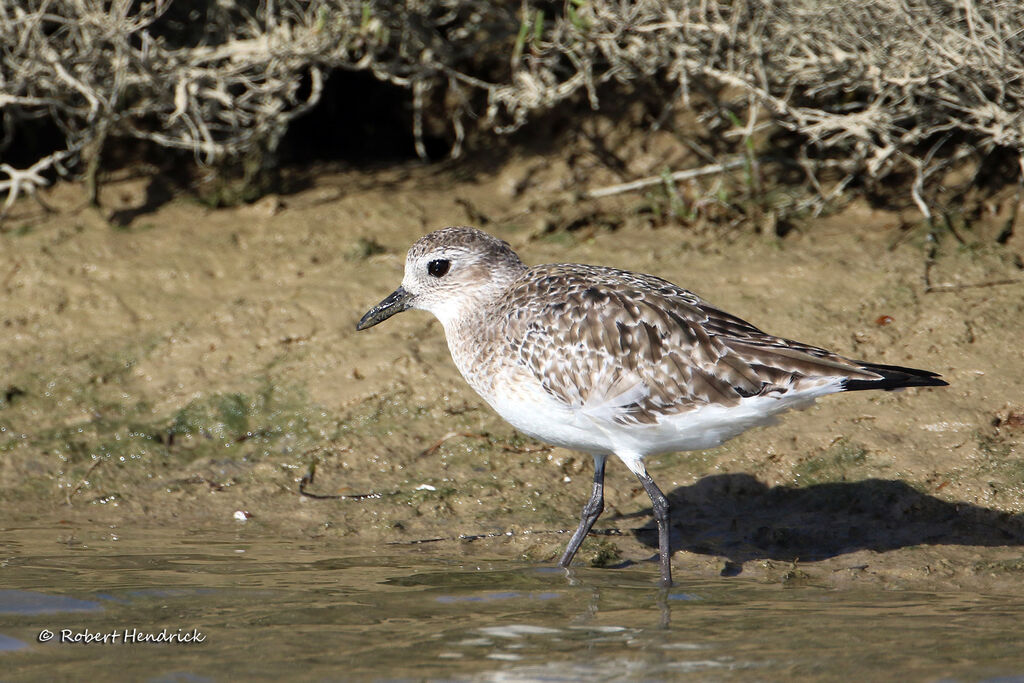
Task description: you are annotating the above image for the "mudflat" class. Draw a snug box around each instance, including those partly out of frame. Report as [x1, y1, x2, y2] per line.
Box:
[1, 161, 1022, 590]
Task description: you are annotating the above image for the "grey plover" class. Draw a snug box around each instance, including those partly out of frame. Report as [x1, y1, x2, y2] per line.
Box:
[357, 227, 947, 586]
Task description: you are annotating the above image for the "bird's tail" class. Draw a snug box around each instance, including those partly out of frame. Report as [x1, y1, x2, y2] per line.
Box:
[842, 361, 948, 392]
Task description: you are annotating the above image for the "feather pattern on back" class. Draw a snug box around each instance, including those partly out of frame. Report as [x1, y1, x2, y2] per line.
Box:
[498, 264, 882, 425]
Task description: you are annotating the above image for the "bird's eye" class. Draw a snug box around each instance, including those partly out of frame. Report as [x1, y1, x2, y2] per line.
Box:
[427, 259, 451, 277]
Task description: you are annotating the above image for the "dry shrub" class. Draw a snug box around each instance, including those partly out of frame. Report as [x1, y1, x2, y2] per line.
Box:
[1, 0, 1022, 217]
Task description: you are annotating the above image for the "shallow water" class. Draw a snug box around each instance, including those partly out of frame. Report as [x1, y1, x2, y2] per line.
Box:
[1, 523, 1023, 682]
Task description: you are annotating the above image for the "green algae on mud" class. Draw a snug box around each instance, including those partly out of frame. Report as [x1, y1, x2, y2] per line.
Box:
[790, 437, 870, 487]
[0, 369, 331, 508]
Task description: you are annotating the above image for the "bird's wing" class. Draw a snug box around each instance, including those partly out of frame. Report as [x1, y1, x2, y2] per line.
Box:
[501, 264, 879, 425]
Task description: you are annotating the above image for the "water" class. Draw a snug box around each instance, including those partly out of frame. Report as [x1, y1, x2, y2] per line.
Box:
[2, 523, 1023, 681]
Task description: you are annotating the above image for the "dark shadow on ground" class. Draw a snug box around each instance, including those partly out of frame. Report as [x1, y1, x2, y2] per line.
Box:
[107, 175, 177, 228]
[617, 474, 1024, 575]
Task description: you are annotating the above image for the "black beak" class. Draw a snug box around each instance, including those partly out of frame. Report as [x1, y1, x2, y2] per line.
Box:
[356, 286, 413, 330]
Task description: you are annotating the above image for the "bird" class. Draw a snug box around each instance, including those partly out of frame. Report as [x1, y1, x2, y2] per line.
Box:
[356, 227, 947, 586]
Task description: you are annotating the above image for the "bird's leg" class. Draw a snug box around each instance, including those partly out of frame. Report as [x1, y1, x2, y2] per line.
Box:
[636, 470, 673, 587]
[558, 454, 607, 568]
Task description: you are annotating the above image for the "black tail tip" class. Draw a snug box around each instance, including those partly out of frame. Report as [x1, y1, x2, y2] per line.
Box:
[843, 362, 948, 392]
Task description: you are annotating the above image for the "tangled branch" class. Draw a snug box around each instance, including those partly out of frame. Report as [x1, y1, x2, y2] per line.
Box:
[1, 0, 1022, 216]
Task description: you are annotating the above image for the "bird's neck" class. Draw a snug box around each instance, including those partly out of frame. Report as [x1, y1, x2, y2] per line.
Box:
[439, 296, 505, 399]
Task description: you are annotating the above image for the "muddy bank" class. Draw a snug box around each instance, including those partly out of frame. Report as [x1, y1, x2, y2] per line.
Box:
[1, 160, 1022, 590]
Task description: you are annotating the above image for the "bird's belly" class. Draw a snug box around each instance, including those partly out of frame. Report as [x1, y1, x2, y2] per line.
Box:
[474, 373, 615, 454]
[475, 373, 842, 459]
[489, 394, 610, 453]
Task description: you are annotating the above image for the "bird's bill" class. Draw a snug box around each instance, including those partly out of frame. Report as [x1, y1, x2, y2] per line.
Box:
[356, 286, 413, 330]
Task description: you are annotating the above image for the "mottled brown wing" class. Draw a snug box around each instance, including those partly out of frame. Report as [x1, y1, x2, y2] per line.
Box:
[500, 264, 877, 425]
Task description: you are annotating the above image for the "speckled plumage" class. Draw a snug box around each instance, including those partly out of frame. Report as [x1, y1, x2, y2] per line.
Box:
[357, 226, 947, 585]
[501, 263, 880, 422]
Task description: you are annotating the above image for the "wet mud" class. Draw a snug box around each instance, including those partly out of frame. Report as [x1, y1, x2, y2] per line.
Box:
[1, 159, 1023, 591]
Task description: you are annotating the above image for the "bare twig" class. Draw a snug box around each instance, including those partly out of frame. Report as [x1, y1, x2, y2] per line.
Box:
[581, 157, 747, 199]
[418, 431, 486, 458]
[296, 461, 389, 500]
[65, 457, 104, 505]
[924, 278, 1024, 294]
[0, 148, 77, 220]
